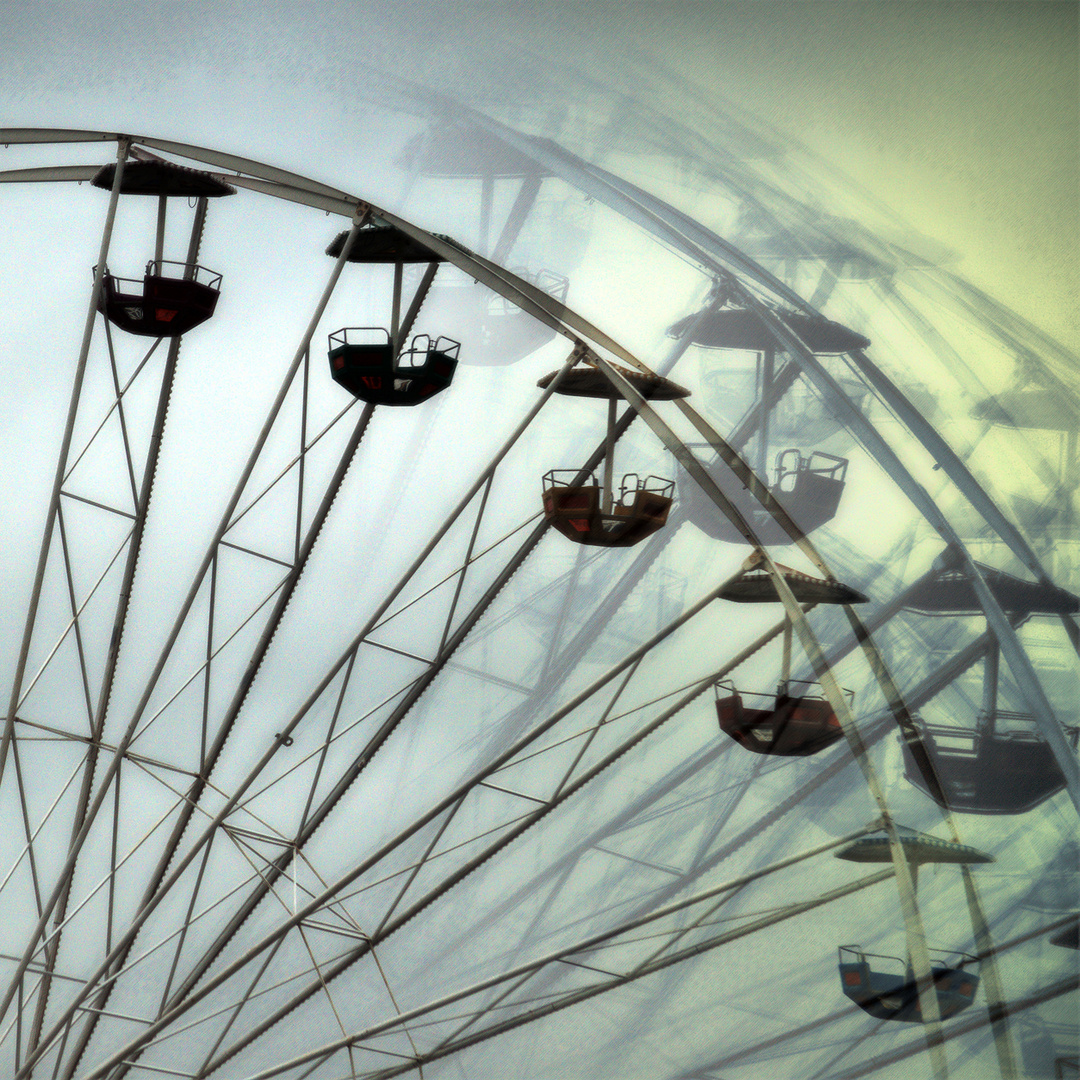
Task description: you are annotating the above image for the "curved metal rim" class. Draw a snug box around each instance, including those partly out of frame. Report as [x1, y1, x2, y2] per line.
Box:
[0, 123, 1067, 1080]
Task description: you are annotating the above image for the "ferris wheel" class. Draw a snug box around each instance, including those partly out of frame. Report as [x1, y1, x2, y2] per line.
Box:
[0, 115, 1077, 1080]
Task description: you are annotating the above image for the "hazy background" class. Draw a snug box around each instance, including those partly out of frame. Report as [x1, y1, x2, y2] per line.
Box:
[2, 0, 1076, 349]
[0, 5, 1077, 1078]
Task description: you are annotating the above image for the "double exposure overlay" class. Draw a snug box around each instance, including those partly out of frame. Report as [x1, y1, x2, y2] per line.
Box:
[0, 10, 1077, 1079]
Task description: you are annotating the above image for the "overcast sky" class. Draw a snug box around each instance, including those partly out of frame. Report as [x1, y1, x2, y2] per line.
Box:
[1, 0, 1076, 349]
[1, 7, 1077, 1078]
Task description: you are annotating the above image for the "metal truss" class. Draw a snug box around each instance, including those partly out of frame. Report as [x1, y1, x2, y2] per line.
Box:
[0, 124, 1075, 1080]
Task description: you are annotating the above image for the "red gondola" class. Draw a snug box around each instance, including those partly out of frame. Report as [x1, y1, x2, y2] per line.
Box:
[542, 471, 674, 548]
[97, 260, 222, 338]
[539, 361, 688, 549]
[715, 680, 845, 756]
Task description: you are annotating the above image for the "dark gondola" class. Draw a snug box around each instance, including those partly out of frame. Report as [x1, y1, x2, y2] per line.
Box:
[325, 224, 450, 264]
[972, 385, 1080, 432]
[97, 261, 222, 338]
[902, 547, 1077, 814]
[325, 220, 462, 403]
[1049, 915, 1080, 950]
[433, 269, 569, 367]
[92, 159, 235, 198]
[718, 562, 868, 605]
[902, 713, 1078, 815]
[540, 362, 689, 549]
[92, 157, 232, 339]
[904, 558, 1079, 617]
[328, 329, 459, 406]
[681, 448, 848, 546]
[715, 679, 845, 756]
[395, 124, 553, 179]
[838, 946, 979, 1023]
[668, 305, 870, 354]
[834, 826, 994, 867]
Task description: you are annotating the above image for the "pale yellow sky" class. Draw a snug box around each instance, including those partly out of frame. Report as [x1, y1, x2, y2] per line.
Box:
[679, 1, 1080, 353]
[505, 0, 1080, 352]
[2, 1, 1076, 349]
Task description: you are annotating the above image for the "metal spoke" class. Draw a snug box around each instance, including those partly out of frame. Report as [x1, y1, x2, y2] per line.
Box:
[1, 136, 130, 787]
[241, 853, 891, 1080]
[190, 592, 804, 1076]
[2, 124, 1075, 1080]
[52, 503, 97, 732]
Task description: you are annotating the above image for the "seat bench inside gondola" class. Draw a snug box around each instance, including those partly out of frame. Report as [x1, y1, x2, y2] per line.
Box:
[328, 328, 459, 406]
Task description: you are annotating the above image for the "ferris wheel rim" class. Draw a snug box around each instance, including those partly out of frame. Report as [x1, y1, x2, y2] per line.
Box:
[0, 118, 1073, 1080]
